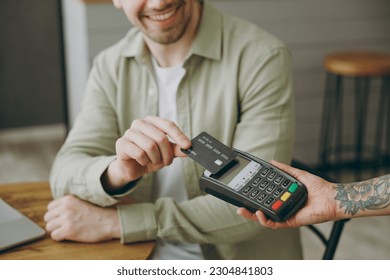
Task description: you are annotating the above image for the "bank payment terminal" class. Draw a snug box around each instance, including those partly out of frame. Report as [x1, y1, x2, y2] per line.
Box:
[181, 132, 308, 222]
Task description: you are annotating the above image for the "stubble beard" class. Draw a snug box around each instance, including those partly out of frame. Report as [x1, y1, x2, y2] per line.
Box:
[141, 1, 192, 45]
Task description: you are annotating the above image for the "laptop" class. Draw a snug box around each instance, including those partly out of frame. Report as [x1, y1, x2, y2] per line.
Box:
[0, 198, 46, 252]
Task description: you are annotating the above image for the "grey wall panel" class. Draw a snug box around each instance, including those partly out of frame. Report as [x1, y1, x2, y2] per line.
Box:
[0, 0, 66, 129]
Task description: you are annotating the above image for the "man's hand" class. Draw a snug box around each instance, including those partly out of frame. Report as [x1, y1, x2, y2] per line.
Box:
[44, 195, 121, 243]
[102, 116, 192, 190]
[237, 160, 338, 229]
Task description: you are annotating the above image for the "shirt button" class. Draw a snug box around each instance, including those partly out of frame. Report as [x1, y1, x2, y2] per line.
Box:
[148, 89, 156, 96]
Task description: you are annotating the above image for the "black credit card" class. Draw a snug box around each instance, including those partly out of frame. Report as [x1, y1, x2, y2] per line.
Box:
[181, 132, 237, 174]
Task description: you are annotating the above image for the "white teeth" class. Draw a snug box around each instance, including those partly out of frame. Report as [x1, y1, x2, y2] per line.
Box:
[149, 9, 176, 21]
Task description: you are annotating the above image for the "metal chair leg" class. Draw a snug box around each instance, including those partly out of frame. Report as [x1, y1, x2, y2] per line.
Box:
[322, 219, 350, 260]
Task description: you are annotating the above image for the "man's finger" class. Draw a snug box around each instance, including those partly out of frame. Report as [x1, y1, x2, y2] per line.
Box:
[45, 218, 62, 233]
[144, 116, 191, 149]
[237, 208, 258, 222]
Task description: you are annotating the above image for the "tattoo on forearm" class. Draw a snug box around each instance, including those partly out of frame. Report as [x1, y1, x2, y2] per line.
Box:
[334, 174, 390, 215]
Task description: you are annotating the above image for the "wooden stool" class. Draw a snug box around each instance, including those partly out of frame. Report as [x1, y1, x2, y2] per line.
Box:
[319, 51, 390, 181]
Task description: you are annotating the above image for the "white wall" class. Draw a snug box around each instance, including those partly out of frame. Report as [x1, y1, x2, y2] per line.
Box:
[62, 0, 90, 126]
[63, 0, 390, 165]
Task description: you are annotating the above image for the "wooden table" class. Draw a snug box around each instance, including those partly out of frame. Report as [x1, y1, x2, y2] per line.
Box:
[0, 182, 154, 260]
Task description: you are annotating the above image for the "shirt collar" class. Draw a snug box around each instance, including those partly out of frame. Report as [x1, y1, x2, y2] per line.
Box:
[119, 0, 222, 62]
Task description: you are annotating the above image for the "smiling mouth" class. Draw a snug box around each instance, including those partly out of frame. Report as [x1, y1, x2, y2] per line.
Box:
[143, 1, 183, 22]
[148, 8, 177, 21]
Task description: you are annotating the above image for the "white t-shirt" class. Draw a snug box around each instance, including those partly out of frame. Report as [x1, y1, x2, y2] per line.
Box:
[151, 58, 204, 260]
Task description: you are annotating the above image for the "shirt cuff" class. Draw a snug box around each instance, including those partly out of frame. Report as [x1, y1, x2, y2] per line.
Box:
[107, 178, 141, 198]
[86, 155, 119, 206]
[117, 203, 157, 243]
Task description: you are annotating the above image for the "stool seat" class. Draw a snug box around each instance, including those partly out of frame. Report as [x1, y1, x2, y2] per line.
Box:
[319, 50, 390, 181]
[325, 51, 390, 77]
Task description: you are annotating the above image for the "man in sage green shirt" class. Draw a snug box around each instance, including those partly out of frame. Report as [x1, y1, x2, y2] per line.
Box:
[44, 0, 303, 259]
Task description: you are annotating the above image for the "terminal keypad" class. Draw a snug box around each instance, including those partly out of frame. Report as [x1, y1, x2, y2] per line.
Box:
[239, 164, 299, 211]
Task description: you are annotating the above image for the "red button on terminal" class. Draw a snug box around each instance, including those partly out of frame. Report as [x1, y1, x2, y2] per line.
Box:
[271, 200, 283, 210]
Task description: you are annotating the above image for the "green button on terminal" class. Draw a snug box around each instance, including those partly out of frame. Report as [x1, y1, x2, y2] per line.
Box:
[288, 183, 298, 193]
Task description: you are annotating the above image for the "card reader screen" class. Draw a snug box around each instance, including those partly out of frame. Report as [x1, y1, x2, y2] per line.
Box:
[215, 155, 262, 191]
[218, 156, 250, 185]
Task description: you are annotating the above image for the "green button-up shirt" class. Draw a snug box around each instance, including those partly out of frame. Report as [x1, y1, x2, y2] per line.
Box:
[50, 1, 302, 259]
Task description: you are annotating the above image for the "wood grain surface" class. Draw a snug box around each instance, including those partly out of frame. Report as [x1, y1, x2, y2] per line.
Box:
[0, 182, 154, 260]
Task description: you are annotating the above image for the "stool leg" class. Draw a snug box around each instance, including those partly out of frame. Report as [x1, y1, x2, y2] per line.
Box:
[385, 77, 390, 173]
[354, 77, 370, 181]
[334, 75, 343, 179]
[319, 73, 342, 180]
[322, 219, 349, 260]
[320, 73, 335, 169]
[374, 77, 388, 176]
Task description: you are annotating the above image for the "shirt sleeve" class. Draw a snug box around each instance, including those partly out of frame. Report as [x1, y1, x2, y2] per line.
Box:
[49, 54, 122, 207]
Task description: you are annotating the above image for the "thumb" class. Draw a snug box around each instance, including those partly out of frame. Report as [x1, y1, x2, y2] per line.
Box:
[270, 160, 304, 180]
[172, 142, 188, 158]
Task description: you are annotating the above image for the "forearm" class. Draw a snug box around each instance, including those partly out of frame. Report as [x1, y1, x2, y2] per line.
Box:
[334, 174, 390, 219]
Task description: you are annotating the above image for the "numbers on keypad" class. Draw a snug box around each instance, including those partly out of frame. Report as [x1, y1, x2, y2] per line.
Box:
[243, 186, 253, 195]
[251, 177, 261, 187]
[257, 193, 267, 202]
[260, 168, 270, 177]
[273, 187, 283, 197]
[264, 197, 275, 206]
[250, 190, 260, 198]
[265, 184, 276, 194]
[275, 175, 283, 184]
[282, 179, 291, 188]
[267, 171, 277, 180]
[240, 166, 299, 213]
